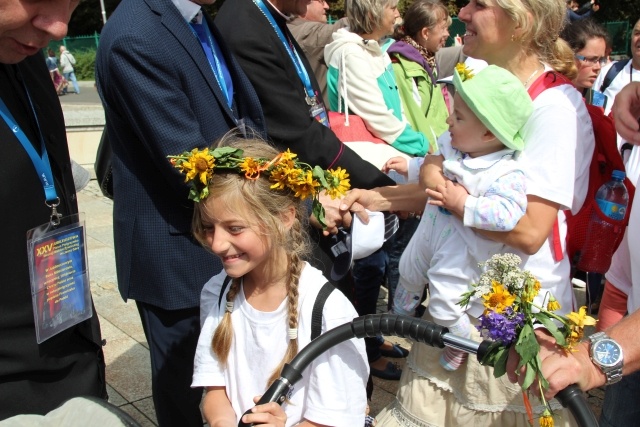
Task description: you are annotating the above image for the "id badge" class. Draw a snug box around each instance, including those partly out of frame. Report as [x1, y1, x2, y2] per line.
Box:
[27, 213, 92, 343]
[590, 90, 607, 109]
[309, 100, 330, 129]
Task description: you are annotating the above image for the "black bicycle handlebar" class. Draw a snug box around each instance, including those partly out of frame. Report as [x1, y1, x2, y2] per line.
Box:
[238, 314, 598, 427]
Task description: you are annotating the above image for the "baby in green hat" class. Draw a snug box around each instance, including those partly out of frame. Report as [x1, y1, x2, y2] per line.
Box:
[385, 64, 534, 371]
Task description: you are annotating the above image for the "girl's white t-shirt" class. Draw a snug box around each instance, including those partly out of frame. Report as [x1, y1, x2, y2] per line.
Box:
[193, 263, 369, 427]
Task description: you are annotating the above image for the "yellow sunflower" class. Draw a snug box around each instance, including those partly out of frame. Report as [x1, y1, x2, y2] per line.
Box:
[184, 148, 214, 185]
[279, 149, 297, 162]
[290, 169, 320, 200]
[269, 165, 291, 191]
[325, 167, 351, 199]
[482, 281, 516, 314]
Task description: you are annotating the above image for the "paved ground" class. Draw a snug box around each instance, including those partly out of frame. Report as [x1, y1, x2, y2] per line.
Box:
[69, 85, 605, 426]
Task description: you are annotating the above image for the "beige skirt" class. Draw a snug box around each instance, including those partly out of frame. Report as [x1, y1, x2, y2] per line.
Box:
[375, 314, 578, 427]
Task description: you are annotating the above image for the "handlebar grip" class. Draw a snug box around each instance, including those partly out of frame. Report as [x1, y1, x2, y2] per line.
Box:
[555, 384, 598, 427]
[237, 378, 292, 427]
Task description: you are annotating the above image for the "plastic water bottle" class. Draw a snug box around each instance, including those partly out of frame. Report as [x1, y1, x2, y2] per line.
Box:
[577, 170, 628, 273]
[595, 170, 629, 220]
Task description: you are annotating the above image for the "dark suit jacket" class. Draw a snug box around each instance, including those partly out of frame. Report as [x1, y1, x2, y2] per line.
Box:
[0, 54, 105, 419]
[96, 0, 265, 310]
[216, 0, 394, 190]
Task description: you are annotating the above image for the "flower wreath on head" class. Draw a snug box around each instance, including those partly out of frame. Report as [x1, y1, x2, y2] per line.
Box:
[459, 253, 596, 427]
[168, 147, 350, 228]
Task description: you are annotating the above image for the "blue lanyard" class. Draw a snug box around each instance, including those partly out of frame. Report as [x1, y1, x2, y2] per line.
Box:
[189, 19, 232, 107]
[252, 0, 317, 105]
[0, 94, 58, 204]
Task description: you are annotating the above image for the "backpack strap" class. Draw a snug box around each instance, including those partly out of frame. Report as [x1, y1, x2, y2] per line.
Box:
[599, 59, 630, 93]
[527, 71, 571, 99]
[527, 71, 574, 262]
[311, 282, 336, 341]
[217, 275, 233, 310]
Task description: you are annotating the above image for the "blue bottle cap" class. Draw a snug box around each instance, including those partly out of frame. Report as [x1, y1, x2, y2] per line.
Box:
[612, 170, 626, 181]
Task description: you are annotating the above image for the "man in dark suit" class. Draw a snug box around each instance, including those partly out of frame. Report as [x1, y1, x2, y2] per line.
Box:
[96, 0, 265, 424]
[216, 0, 393, 192]
[0, 0, 106, 419]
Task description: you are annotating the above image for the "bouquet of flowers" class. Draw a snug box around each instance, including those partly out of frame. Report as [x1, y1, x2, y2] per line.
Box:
[459, 253, 596, 427]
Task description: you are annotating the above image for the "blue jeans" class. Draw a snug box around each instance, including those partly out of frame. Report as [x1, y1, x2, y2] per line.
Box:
[599, 370, 640, 426]
[352, 248, 388, 362]
[63, 71, 80, 94]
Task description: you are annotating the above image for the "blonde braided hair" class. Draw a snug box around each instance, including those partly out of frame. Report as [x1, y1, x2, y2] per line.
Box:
[192, 136, 311, 386]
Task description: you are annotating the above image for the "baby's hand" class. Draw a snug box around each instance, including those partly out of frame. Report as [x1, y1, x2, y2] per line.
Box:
[425, 180, 468, 216]
[382, 156, 409, 177]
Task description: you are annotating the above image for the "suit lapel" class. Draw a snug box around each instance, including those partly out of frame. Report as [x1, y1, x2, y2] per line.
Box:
[155, 0, 236, 120]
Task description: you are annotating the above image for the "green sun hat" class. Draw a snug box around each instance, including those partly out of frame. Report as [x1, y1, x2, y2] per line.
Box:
[452, 64, 533, 151]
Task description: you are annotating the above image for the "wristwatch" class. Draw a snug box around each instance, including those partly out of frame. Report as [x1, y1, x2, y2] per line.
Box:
[588, 332, 624, 385]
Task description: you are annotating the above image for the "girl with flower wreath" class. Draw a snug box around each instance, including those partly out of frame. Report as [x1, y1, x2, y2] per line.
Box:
[176, 135, 369, 427]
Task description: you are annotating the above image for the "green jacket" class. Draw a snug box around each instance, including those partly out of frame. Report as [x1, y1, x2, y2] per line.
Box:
[390, 52, 449, 153]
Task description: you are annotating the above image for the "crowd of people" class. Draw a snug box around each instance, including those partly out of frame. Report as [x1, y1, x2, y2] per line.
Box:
[43, 45, 79, 96]
[3, 0, 640, 426]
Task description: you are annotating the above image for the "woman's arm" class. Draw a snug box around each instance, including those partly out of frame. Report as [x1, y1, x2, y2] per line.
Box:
[507, 308, 640, 400]
[475, 195, 560, 255]
[339, 183, 429, 214]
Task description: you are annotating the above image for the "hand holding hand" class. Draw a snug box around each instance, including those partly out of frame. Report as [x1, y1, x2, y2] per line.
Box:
[425, 180, 468, 216]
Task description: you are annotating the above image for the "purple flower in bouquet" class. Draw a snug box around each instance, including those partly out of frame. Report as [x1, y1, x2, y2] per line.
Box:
[477, 307, 525, 346]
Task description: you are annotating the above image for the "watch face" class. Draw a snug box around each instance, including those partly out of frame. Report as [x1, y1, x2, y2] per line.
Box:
[593, 339, 623, 367]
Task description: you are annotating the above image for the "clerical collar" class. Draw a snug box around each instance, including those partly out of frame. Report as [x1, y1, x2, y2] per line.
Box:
[265, 0, 293, 22]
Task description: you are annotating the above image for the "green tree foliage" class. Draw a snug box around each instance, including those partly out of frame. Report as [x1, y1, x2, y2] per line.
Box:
[69, 0, 638, 39]
[73, 49, 97, 80]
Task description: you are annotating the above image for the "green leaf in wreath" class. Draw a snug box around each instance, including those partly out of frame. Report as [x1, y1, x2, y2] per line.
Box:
[312, 199, 326, 228]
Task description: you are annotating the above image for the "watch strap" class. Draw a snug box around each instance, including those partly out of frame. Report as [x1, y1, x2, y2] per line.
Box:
[589, 332, 623, 385]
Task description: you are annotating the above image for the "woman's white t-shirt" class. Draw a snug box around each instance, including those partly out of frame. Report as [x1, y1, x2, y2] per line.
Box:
[514, 69, 594, 314]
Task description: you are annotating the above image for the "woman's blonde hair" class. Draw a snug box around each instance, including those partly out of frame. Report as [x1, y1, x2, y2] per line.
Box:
[393, 0, 451, 41]
[496, 0, 577, 80]
[346, 0, 398, 35]
[192, 134, 311, 387]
